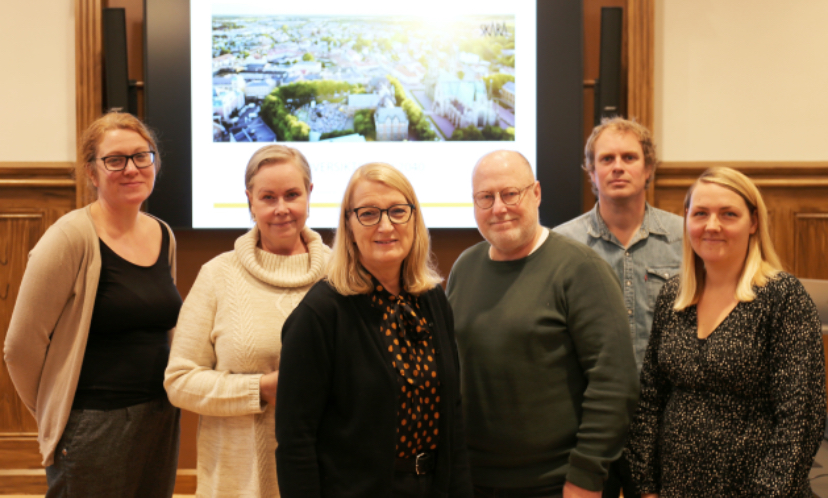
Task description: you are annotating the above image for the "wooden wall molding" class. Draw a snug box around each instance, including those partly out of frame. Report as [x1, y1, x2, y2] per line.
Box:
[0, 179, 77, 189]
[0, 162, 76, 189]
[656, 162, 828, 188]
[75, 0, 102, 208]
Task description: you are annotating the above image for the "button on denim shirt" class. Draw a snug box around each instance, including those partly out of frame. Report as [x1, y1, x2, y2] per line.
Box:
[553, 203, 683, 369]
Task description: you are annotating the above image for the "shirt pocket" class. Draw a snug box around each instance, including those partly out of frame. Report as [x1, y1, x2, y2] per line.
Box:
[646, 266, 680, 308]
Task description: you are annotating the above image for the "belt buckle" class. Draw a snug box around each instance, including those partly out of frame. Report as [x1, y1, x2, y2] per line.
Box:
[415, 452, 431, 475]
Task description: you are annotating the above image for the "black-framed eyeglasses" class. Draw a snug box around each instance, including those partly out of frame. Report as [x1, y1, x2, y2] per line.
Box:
[350, 204, 415, 226]
[473, 183, 535, 209]
[95, 151, 156, 172]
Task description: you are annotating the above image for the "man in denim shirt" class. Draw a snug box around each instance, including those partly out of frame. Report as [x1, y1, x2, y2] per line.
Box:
[554, 117, 682, 498]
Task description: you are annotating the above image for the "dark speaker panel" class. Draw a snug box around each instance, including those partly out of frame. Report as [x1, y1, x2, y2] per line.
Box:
[594, 7, 623, 125]
[536, 0, 584, 226]
[103, 8, 130, 113]
[144, 0, 192, 228]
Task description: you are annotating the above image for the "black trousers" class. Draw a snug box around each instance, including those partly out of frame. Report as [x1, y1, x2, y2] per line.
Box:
[393, 470, 435, 498]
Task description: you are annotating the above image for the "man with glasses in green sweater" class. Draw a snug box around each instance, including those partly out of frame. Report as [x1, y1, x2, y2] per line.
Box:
[447, 150, 638, 498]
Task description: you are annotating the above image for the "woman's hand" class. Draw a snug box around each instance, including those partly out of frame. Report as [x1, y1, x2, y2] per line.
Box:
[260, 371, 279, 405]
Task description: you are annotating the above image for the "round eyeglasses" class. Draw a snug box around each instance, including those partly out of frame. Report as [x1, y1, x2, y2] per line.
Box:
[473, 183, 535, 209]
[351, 204, 415, 226]
[96, 151, 156, 172]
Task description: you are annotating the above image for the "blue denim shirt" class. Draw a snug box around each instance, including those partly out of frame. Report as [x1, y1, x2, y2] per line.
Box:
[553, 203, 683, 370]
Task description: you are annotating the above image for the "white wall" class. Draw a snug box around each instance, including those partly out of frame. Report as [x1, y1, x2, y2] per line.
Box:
[654, 0, 828, 161]
[0, 1, 76, 162]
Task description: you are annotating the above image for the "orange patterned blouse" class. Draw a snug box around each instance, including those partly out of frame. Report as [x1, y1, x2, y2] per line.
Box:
[369, 278, 442, 458]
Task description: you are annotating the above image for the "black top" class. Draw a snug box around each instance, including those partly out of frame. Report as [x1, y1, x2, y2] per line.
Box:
[369, 278, 442, 458]
[625, 273, 826, 497]
[276, 280, 473, 498]
[73, 221, 182, 410]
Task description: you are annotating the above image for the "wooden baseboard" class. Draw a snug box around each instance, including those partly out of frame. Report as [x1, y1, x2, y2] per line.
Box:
[174, 469, 197, 494]
[0, 469, 47, 494]
[0, 437, 41, 470]
[0, 468, 197, 494]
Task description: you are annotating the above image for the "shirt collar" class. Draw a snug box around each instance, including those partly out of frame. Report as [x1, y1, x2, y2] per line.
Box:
[645, 204, 674, 237]
[587, 202, 670, 241]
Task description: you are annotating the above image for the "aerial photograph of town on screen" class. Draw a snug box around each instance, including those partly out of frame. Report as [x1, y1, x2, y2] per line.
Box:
[211, 15, 516, 143]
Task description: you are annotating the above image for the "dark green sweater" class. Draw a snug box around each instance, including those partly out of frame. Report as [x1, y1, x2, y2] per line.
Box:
[446, 229, 639, 491]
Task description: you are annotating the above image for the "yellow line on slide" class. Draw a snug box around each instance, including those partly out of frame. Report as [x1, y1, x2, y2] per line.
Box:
[420, 203, 474, 207]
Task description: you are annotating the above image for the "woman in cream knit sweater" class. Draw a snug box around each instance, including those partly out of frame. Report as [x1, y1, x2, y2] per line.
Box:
[165, 145, 330, 497]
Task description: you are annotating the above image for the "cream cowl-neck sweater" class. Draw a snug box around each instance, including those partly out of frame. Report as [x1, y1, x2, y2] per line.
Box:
[165, 226, 330, 498]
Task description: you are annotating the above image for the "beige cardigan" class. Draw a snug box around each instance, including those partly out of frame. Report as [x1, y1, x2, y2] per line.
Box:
[3, 206, 176, 466]
[164, 226, 330, 498]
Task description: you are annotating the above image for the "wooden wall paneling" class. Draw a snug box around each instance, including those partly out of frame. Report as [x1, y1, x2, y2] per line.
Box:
[0, 164, 76, 491]
[764, 206, 783, 266]
[626, 0, 655, 204]
[794, 214, 828, 279]
[762, 191, 794, 273]
[626, 0, 654, 130]
[75, 0, 103, 208]
[0, 214, 44, 435]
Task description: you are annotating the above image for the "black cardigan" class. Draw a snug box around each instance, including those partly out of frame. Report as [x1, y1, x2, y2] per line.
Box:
[276, 280, 473, 498]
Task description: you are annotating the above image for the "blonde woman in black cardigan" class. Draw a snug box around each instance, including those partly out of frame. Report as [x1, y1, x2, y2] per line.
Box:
[276, 162, 473, 498]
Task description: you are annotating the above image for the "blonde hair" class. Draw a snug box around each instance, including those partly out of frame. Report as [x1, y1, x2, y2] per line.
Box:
[245, 145, 311, 192]
[674, 166, 783, 310]
[327, 162, 442, 296]
[79, 111, 160, 193]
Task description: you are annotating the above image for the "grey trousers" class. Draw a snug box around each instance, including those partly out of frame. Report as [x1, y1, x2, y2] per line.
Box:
[45, 396, 180, 498]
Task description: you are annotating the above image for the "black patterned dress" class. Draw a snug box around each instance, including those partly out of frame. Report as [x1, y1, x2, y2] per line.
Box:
[625, 272, 826, 497]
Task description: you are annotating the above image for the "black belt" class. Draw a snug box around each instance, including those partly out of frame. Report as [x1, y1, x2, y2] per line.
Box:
[395, 452, 436, 475]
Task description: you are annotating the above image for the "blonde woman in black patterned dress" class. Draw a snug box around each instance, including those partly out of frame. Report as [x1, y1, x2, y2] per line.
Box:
[625, 166, 825, 497]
